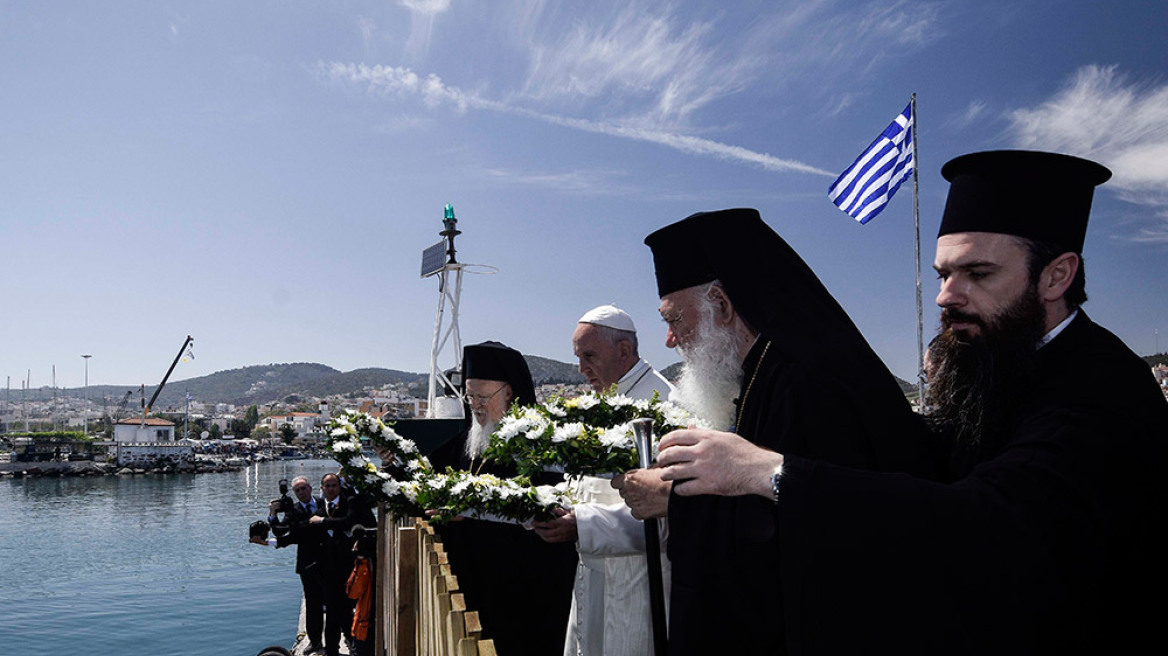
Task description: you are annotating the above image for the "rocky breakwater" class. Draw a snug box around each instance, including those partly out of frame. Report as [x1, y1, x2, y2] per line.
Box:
[0, 459, 248, 479]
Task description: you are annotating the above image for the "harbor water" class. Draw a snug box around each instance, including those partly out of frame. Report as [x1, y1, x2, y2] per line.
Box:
[0, 459, 346, 655]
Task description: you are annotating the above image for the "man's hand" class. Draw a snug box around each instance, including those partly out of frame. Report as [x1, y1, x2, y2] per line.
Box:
[424, 509, 465, 522]
[657, 429, 782, 498]
[268, 500, 282, 515]
[611, 467, 671, 519]
[249, 536, 268, 545]
[532, 507, 578, 543]
[308, 515, 323, 525]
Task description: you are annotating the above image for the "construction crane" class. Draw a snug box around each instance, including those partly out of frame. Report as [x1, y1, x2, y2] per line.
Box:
[140, 335, 194, 426]
[111, 390, 134, 423]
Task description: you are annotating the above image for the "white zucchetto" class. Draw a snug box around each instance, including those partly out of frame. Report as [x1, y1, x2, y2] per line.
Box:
[578, 304, 636, 333]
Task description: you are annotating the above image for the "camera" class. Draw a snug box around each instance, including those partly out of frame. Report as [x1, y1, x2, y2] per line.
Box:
[250, 520, 271, 542]
[273, 478, 294, 517]
[256, 478, 294, 539]
[349, 524, 378, 557]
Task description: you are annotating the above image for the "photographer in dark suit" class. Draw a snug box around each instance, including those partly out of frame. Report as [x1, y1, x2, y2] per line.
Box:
[252, 475, 327, 655]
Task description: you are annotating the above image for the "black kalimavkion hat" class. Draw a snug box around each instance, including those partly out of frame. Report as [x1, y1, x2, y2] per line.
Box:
[643, 207, 861, 360]
[461, 341, 536, 407]
[938, 150, 1111, 253]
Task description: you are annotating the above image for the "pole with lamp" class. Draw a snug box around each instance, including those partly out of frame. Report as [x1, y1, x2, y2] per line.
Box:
[82, 355, 92, 437]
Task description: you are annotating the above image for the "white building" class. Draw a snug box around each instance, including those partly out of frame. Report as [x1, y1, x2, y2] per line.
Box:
[112, 417, 192, 466]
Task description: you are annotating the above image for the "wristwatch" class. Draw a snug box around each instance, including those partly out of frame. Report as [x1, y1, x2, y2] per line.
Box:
[770, 465, 783, 504]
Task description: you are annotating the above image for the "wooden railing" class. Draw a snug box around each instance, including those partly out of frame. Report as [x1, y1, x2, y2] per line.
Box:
[376, 509, 497, 656]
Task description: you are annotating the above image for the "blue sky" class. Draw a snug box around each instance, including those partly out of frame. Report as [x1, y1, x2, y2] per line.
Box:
[3, 0, 1166, 393]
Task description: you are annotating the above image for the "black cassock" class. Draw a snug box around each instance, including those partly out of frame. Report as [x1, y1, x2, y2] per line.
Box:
[428, 430, 578, 656]
[776, 313, 1168, 655]
[666, 337, 935, 655]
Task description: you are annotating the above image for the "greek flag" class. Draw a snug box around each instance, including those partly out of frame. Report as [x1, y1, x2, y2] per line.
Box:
[828, 102, 914, 224]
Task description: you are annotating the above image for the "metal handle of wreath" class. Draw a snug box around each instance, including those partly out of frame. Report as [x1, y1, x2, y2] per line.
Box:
[632, 418, 668, 656]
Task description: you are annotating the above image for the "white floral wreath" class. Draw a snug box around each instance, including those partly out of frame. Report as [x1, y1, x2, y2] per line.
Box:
[482, 391, 703, 477]
[326, 411, 571, 523]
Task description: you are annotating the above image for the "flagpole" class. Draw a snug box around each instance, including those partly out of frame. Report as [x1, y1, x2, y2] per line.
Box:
[911, 93, 925, 405]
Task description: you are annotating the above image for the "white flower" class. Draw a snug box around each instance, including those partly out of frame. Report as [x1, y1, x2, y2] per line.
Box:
[552, 422, 585, 443]
[382, 479, 401, 497]
[599, 424, 633, 449]
[609, 394, 635, 407]
[496, 415, 526, 441]
[332, 439, 360, 453]
[495, 482, 522, 499]
[662, 403, 694, 428]
[576, 395, 600, 410]
[534, 485, 566, 506]
[521, 418, 549, 440]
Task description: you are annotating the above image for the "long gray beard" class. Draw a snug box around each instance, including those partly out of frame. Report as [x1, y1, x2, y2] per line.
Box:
[674, 308, 743, 430]
[465, 420, 498, 459]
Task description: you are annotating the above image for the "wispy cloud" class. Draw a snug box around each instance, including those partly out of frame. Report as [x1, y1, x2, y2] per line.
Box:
[359, 17, 376, 51]
[747, 0, 943, 108]
[317, 2, 940, 179]
[1008, 65, 1168, 241]
[481, 166, 807, 204]
[481, 167, 632, 195]
[399, 0, 451, 16]
[515, 1, 941, 126]
[945, 100, 987, 130]
[316, 61, 833, 176]
[399, 0, 453, 60]
[518, 5, 755, 127]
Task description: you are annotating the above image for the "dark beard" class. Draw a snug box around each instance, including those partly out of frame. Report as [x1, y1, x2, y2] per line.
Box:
[925, 286, 1047, 469]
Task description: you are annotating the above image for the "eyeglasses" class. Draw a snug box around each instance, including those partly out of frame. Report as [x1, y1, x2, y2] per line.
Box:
[466, 385, 507, 405]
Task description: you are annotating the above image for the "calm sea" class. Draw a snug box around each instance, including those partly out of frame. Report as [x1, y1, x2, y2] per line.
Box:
[0, 459, 348, 655]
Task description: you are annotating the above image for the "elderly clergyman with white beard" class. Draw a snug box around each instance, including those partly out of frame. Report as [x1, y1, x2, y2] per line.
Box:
[426, 340, 578, 656]
[532, 305, 675, 656]
[618, 209, 933, 655]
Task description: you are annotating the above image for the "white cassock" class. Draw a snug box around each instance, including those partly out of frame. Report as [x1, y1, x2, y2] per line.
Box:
[564, 359, 675, 656]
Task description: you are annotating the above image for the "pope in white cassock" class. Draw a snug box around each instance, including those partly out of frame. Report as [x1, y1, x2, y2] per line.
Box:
[532, 305, 676, 656]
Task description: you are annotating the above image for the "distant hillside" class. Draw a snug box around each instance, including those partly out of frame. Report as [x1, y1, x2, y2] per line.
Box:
[1143, 353, 1167, 367]
[24, 352, 937, 409]
[36, 359, 577, 408]
[167, 363, 341, 405]
[526, 355, 586, 385]
[268, 367, 429, 401]
[40, 363, 428, 409]
[660, 361, 683, 382]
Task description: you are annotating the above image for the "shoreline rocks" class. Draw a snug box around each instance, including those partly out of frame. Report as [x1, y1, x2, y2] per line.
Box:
[0, 459, 248, 479]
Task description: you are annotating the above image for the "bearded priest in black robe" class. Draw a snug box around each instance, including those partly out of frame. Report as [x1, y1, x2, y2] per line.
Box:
[653, 153, 1168, 655]
[426, 341, 577, 656]
[623, 208, 935, 655]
